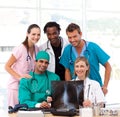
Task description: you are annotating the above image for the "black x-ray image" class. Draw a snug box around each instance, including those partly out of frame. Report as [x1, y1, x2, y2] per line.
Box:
[51, 81, 84, 110]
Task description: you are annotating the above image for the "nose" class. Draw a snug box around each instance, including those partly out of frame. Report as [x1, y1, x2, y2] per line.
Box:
[69, 37, 74, 42]
[49, 36, 54, 40]
[42, 61, 48, 66]
[41, 62, 46, 66]
[35, 34, 40, 39]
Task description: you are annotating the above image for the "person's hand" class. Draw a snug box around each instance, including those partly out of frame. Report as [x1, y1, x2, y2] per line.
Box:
[83, 99, 92, 107]
[20, 74, 32, 79]
[40, 101, 51, 108]
[102, 86, 108, 95]
[47, 96, 52, 103]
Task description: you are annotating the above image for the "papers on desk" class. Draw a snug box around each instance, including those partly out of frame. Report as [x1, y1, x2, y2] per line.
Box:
[17, 110, 44, 117]
[100, 108, 120, 116]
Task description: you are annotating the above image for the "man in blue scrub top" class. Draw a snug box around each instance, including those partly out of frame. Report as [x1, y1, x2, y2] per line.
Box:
[60, 23, 112, 95]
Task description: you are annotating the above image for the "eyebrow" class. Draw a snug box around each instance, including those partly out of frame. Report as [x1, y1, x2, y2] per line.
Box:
[39, 60, 49, 64]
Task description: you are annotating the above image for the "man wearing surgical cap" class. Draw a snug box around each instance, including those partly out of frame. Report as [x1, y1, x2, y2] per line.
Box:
[19, 51, 60, 108]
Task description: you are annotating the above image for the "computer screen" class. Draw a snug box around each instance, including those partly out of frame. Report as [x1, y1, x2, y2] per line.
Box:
[51, 80, 84, 110]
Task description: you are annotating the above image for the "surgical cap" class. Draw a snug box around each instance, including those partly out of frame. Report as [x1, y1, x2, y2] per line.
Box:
[36, 51, 50, 62]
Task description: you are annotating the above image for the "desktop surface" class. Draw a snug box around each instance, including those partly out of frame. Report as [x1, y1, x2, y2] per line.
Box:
[9, 112, 120, 117]
[17, 110, 44, 117]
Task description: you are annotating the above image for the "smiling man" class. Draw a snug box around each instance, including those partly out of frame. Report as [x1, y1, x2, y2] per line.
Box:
[39, 22, 69, 80]
[60, 23, 111, 95]
[19, 51, 60, 108]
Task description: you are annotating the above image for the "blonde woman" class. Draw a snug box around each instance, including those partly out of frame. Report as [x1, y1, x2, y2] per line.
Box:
[74, 56, 105, 107]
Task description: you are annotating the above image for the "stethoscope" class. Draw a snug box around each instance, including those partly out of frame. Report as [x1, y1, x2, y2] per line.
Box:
[45, 38, 63, 60]
[26, 53, 31, 61]
[45, 37, 63, 51]
[26, 47, 36, 72]
[69, 40, 90, 65]
[26, 46, 36, 61]
[30, 71, 51, 96]
[45, 40, 50, 51]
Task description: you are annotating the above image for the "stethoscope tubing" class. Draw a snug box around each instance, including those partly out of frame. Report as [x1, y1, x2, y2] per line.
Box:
[26, 46, 36, 61]
[69, 40, 89, 64]
[30, 71, 50, 94]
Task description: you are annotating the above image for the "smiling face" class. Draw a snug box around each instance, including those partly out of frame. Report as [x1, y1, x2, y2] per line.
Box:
[35, 59, 49, 74]
[46, 26, 60, 46]
[74, 57, 89, 80]
[67, 30, 82, 47]
[27, 27, 41, 46]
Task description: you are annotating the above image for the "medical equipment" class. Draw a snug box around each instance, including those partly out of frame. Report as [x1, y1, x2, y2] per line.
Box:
[69, 40, 90, 65]
[30, 71, 50, 96]
[45, 40, 50, 51]
[26, 53, 31, 61]
[44, 38, 63, 52]
[26, 47, 36, 72]
[26, 46, 36, 61]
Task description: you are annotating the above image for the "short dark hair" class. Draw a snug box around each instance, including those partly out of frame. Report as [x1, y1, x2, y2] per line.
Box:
[66, 23, 81, 34]
[43, 21, 61, 33]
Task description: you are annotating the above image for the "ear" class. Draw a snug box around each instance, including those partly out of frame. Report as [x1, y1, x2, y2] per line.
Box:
[58, 31, 60, 35]
[80, 32, 82, 36]
[26, 32, 29, 37]
[86, 65, 89, 70]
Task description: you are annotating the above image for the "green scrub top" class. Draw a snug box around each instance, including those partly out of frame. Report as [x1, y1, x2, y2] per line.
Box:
[19, 70, 60, 107]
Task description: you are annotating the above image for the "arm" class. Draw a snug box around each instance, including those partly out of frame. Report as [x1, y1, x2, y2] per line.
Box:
[19, 80, 51, 108]
[5, 54, 31, 80]
[65, 68, 71, 81]
[95, 80, 105, 105]
[102, 62, 112, 95]
[5, 54, 21, 79]
[19, 79, 38, 107]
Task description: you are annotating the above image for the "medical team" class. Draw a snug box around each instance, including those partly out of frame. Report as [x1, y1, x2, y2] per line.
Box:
[5, 22, 111, 109]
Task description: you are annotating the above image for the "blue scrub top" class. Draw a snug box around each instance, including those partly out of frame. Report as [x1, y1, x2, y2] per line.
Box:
[60, 41, 110, 86]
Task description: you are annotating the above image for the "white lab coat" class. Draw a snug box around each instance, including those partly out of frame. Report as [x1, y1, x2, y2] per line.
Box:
[75, 77, 105, 104]
[39, 37, 69, 72]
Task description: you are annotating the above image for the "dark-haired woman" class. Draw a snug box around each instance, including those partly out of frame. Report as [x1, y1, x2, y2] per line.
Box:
[5, 24, 41, 108]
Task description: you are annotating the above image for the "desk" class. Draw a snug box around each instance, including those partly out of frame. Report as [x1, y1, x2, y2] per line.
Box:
[9, 113, 78, 117]
[44, 113, 78, 117]
[9, 113, 119, 117]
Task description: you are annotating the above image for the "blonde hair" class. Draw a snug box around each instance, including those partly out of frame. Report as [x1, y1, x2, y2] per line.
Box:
[74, 56, 90, 77]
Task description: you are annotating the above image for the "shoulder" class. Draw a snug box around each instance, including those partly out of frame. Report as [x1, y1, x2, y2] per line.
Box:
[40, 41, 47, 46]
[61, 37, 69, 45]
[87, 78, 100, 87]
[20, 72, 33, 84]
[39, 41, 48, 50]
[39, 41, 47, 47]
[12, 44, 26, 57]
[20, 78, 28, 85]
[13, 44, 25, 51]
[46, 70, 60, 80]
[88, 41, 101, 49]
[46, 70, 58, 77]
[64, 44, 72, 50]
[34, 45, 39, 52]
